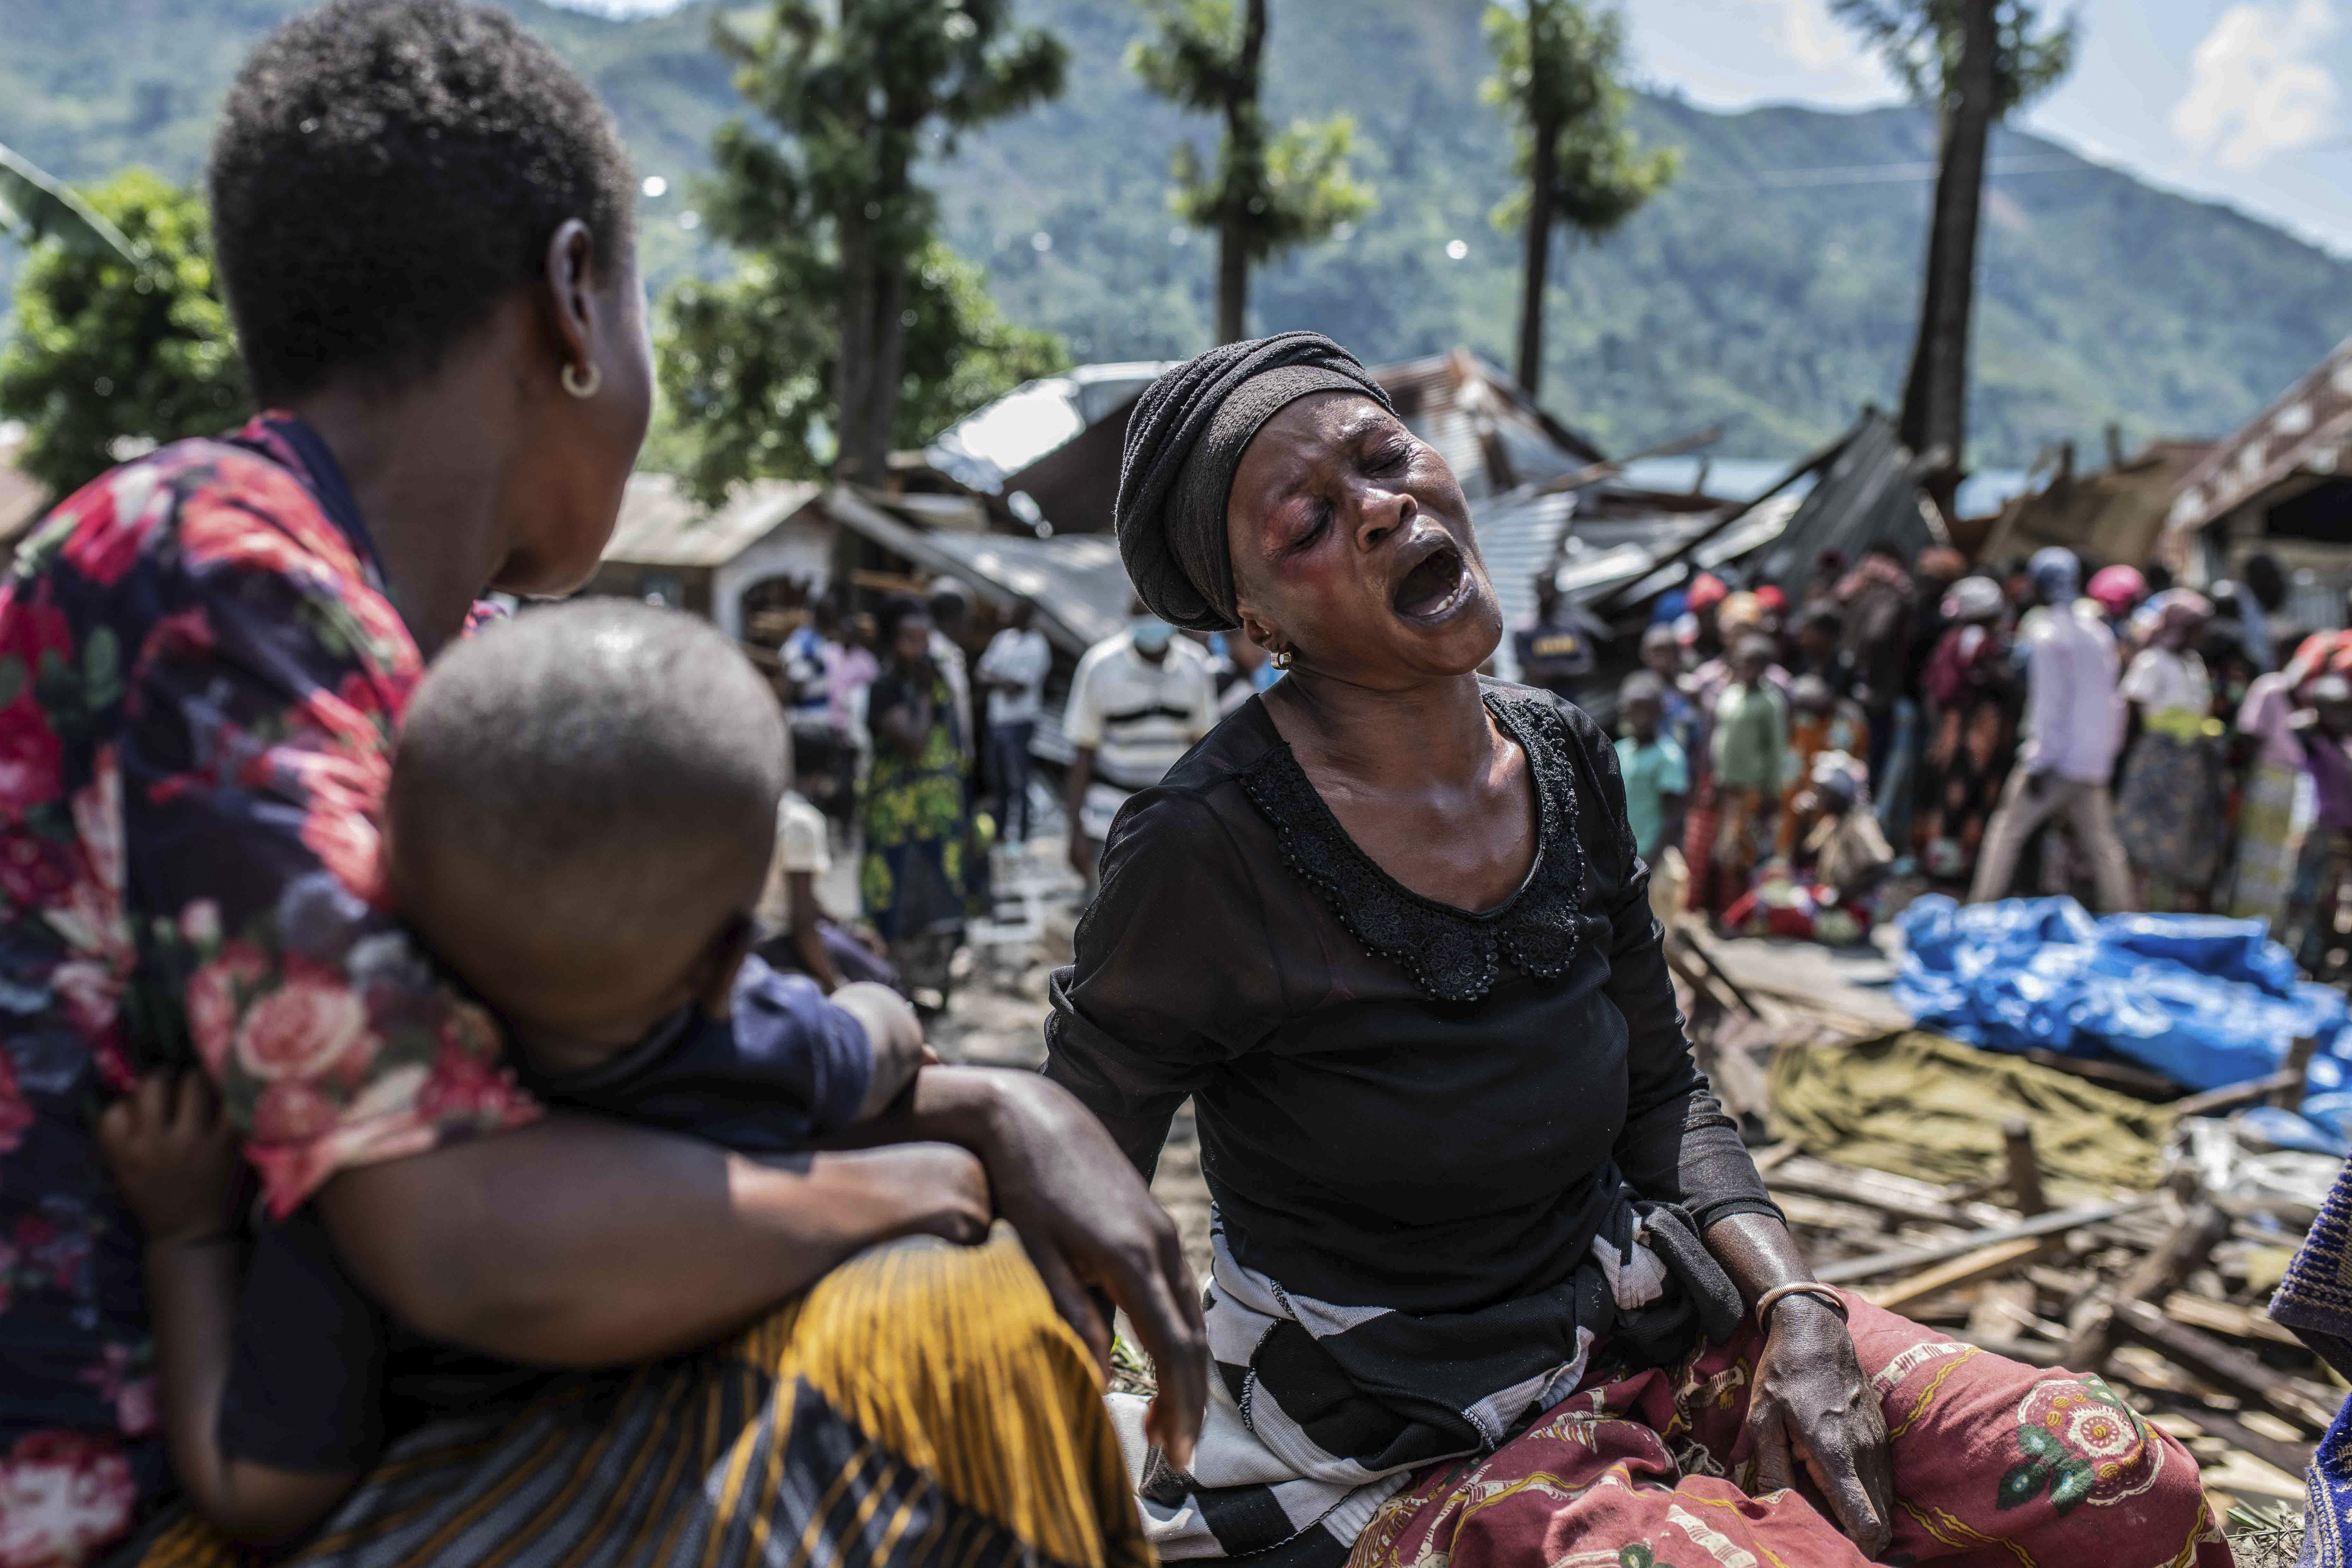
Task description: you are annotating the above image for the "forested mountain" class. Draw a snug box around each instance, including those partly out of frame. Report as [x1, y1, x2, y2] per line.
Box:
[6, 0, 2347, 464]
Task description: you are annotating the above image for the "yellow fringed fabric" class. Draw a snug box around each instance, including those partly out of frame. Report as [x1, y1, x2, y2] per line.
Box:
[121, 1228, 1149, 1568]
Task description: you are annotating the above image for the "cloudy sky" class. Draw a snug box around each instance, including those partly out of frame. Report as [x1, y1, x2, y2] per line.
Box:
[1630, 0, 2352, 253]
[560, 0, 2352, 256]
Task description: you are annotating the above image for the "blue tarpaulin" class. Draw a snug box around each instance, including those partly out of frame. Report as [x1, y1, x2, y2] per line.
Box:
[1893, 895, 2349, 1096]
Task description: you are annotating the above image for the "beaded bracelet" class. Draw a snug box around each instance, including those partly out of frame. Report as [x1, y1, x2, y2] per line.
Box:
[1755, 1281, 1848, 1325]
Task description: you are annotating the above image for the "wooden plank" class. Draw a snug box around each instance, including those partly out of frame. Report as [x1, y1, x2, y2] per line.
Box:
[2112, 1298, 2344, 1432]
[2277, 1036, 2322, 1109]
[2002, 1119, 2047, 1216]
[1776, 1193, 1904, 1236]
[2197, 1448, 2311, 1504]
[1968, 1279, 2041, 1341]
[1768, 1170, 1978, 1229]
[1772, 1156, 2015, 1227]
[2148, 1395, 2317, 1479]
[2063, 1201, 2230, 1371]
[1670, 927, 1768, 1019]
[2162, 1291, 2302, 1349]
[1863, 1237, 2046, 1313]
[2018, 1048, 2178, 1099]
[1816, 1197, 2152, 1286]
[2172, 1069, 2302, 1120]
[2024, 1264, 2097, 1299]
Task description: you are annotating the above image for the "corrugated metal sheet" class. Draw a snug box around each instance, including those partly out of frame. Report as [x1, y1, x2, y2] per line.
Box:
[826, 487, 1128, 657]
[925, 362, 1175, 497]
[2169, 335, 2352, 537]
[601, 474, 824, 568]
[1377, 349, 1606, 500]
[1741, 411, 1941, 587]
[1470, 489, 1578, 680]
[1569, 412, 1932, 616]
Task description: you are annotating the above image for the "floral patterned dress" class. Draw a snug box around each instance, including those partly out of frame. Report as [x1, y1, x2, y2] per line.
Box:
[0, 417, 535, 1566]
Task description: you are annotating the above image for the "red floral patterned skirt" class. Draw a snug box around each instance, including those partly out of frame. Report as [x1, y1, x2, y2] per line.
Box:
[1350, 1293, 2226, 1568]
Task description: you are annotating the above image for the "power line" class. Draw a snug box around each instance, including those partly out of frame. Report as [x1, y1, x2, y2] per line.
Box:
[1682, 153, 2087, 191]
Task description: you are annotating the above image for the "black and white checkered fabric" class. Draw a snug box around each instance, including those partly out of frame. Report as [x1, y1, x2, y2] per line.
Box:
[1109, 1189, 1741, 1565]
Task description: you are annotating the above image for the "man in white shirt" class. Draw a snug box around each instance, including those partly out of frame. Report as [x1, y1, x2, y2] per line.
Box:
[1062, 614, 1219, 880]
[976, 603, 1053, 842]
[1967, 548, 2135, 910]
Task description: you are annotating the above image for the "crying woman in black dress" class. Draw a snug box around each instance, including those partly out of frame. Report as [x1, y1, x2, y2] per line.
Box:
[1044, 334, 2223, 1568]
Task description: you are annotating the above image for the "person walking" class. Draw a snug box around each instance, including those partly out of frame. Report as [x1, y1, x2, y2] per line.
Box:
[975, 602, 1052, 843]
[1062, 609, 1219, 882]
[1967, 549, 2135, 910]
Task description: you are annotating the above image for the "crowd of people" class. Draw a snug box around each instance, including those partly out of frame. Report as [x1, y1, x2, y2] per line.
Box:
[769, 530, 2352, 994]
[1515, 538, 2352, 963]
[763, 581, 1255, 1006]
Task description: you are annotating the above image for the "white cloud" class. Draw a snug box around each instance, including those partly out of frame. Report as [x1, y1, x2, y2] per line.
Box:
[2172, 0, 2340, 170]
[1770, 0, 1869, 72]
[1627, 0, 1893, 109]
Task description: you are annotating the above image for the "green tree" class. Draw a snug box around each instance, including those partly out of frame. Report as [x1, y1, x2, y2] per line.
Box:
[688, 0, 1068, 489]
[0, 168, 247, 499]
[660, 238, 1067, 507]
[1482, 1, 1677, 399]
[1130, 0, 1374, 345]
[1832, 0, 2074, 509]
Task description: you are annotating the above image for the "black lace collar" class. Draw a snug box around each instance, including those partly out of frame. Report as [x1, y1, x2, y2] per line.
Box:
[1234, 688, 1601, 1003]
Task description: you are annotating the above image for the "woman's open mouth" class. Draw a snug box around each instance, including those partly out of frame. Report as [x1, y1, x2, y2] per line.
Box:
[1391, 539, 1471, 621]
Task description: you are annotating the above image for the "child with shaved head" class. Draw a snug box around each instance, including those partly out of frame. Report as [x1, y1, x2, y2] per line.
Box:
[101, 601, 929, 1546]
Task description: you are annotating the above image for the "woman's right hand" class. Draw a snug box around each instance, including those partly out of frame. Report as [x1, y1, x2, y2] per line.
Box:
[953, 1070, 1209, 1470]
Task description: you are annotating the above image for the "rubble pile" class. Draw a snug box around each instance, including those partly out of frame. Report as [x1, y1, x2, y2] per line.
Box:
[1674, 922, 2338, 1550]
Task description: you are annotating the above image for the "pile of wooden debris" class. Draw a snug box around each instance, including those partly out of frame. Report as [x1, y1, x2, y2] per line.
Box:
[1670, 923, 2334, 1549]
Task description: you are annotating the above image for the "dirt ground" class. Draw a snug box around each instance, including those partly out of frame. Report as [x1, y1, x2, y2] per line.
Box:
[927, 941, 1216, 1288]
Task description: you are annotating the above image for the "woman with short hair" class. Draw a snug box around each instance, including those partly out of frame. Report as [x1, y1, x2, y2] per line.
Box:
[1047, 333, 2223, 1568]
[0, 3, 1196, 1561]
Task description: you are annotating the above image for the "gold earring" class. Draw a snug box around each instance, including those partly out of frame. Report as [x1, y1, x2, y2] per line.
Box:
[1271, 648, 1294, 670]
[561, 361, 601, 399]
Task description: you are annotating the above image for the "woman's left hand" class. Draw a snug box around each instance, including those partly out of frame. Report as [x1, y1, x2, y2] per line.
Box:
[1743, 1296, 1894, 1558]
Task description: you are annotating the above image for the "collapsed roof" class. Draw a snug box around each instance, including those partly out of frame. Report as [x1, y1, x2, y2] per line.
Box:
[1979, 439, 2213, 570]
[922, 362, 1173, 538]
[2167, 334, 2352, 544]
[828, 356, 1943, 663]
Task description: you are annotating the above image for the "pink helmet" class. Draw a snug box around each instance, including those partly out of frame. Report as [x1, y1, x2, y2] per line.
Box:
[2086, 564, 2146, 614]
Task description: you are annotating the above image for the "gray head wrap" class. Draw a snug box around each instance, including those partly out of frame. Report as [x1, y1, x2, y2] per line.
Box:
[1115, 332, 1394, 631]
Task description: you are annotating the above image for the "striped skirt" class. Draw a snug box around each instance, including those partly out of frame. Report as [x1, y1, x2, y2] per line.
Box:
[120, 1229, 1146, 1568]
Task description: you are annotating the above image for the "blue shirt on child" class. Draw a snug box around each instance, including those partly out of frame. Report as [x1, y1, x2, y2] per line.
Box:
[217, 957, 874, 1471]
